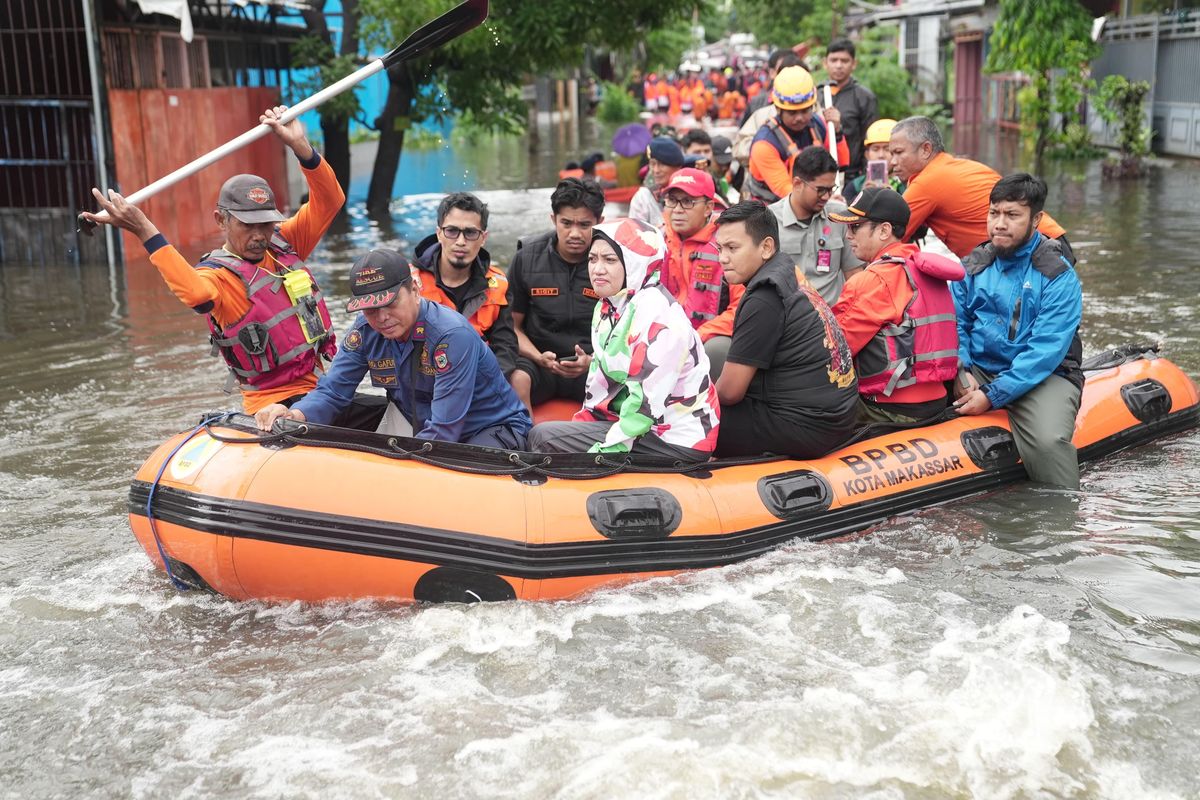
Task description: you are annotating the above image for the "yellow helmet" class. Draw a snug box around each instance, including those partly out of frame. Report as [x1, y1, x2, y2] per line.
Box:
[864, 118, 898, 146]
[770, 66, 816, 110]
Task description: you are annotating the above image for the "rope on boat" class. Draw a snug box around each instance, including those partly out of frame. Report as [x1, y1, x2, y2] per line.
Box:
[186, 413, 785, 478]
[147, 412, 236, 590]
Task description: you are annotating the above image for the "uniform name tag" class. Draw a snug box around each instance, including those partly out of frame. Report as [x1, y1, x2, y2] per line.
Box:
[531, 287, 559, 296]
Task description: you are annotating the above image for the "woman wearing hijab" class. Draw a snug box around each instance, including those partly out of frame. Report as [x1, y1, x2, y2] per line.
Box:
[526, 218, 721, 461]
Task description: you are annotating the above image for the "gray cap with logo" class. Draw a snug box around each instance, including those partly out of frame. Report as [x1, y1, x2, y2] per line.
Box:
[217, 174, 285, 224]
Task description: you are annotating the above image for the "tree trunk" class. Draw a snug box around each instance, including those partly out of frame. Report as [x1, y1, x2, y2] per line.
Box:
[367, 61, 417, 219]
[300, 4, 357, 208]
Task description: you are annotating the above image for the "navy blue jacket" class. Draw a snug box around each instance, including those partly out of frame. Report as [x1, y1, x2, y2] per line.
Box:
[954, 232, 1083, 408]
[295, 299, 531, 442]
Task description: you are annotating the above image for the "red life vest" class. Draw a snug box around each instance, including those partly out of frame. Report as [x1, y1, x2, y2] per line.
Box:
[681, 245, 723, 326]
[855, 252, 960, 398]
[197, 234, 336, 391]
[662, 226, 726, 329]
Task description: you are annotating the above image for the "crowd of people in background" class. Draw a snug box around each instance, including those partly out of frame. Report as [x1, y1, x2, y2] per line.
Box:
[82, 30, 1086, 489]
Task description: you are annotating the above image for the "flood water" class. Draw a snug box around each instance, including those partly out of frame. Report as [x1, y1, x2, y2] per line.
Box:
[2, 126, 1200, 798]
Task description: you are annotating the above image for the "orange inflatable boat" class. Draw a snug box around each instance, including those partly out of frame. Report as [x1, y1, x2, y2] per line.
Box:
[128, 346, 1198, 603]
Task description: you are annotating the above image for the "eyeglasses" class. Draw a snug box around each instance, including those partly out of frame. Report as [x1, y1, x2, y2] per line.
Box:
[663, 195, 708, 209]
[803, 180, 836, 199]
[846, 220, 877, 234]
[439, 225, 484, 241]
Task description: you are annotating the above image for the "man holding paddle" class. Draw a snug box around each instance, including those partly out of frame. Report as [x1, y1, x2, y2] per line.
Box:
[83, 106, 367, 419]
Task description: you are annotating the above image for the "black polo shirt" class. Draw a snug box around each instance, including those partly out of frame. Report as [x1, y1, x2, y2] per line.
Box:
[506, 231, 596, 356]
[727, 252, 859, 428]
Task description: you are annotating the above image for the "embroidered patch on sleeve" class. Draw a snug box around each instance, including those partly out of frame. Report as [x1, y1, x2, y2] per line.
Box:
[433, 342, 452, 373]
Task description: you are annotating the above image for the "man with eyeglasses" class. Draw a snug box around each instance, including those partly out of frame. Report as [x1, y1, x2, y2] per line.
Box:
[660, 168, 744, 379]
[413, 192, 518, 383]
[769, 146, 862, 306]
[507, 178, 606, 409]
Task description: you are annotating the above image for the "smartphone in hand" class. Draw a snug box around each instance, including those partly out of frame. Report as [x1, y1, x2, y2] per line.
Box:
[557, 355, 579, 363]
[867, 159, 888, 184]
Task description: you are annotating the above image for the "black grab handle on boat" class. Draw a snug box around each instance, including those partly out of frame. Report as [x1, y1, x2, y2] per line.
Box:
[586, 489, 683, 540]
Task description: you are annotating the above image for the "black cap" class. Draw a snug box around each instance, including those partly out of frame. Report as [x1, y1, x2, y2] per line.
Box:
[710, 135, 733, 166]
[828, 187, 910, 232]
[217, 174, 284, 224]
[345, 249, 413, 312]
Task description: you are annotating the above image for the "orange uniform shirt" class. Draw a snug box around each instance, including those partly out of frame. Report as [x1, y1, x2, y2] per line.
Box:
[749, 122, 851, 200]
[831, 241, 944, 404]
[146, 155, 345, 412]
[902, 151, 1066, 258]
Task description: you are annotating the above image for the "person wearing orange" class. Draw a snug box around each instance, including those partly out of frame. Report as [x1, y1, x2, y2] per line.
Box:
[412, 192, 518, 381]
[81, 106, 372, 420]
[665, 78, 682, 118]
[889, 116, 1071, 259]
[659, 168, 745, 378]
[745, 66, 849, 204]
[643, 73, 660, 112]
[830, 188, 965, 424]
[682, 72, 711, 120]
[718, 90, 746, 122]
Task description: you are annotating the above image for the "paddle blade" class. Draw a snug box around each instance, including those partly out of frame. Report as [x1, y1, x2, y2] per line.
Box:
[382, 0, 490, 69]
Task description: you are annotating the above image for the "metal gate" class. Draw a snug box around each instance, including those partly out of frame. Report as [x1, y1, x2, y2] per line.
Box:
[0, 0, 110, 265]
[1091, 14, 1200, 158]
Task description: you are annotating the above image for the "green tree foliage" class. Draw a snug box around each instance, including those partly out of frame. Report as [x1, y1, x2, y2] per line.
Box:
[730, 0, 831, 51]
[290, 36, 362, 124]
[357, 0, 698, 215]
[596, 81, 641, 124]
[644, 17, 695, 74]
[985, 0, 1099, 158]
[1095, 75, 1152, 158]
[293, 1, 360, 202]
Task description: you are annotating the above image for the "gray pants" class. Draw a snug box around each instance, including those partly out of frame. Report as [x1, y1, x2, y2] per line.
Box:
[972, 366, 1082, 489]
[704, 335, 732, 381]
[527, 420, 709, 462]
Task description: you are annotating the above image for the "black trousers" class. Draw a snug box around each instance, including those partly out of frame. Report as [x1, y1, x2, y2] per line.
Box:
[715, 398, 854, 459]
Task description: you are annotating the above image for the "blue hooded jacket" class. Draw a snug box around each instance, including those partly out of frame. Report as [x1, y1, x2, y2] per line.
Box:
[953, 232, 1083, 409]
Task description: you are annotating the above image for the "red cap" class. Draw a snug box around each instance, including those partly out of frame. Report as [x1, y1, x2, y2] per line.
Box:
[664, 168, 716, 200]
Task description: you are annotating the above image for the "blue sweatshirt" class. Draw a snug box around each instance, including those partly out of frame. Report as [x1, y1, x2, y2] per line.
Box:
[295, 299, 530, 442]
[953, 231, 1083, 409]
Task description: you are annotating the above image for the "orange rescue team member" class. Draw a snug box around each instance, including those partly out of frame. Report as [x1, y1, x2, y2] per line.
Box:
[659, 168, 746, 379]
[888, 115, 1071, 260]
[830, 188, 965, 424]
[412, 191, 518, 382]
[82, 106, 364, 418]
[745, 66, 850, 204]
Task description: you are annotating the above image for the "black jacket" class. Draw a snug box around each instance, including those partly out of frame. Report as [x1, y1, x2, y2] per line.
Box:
[414, 234, 519, 377]
[505, 231, 596, 357]
[824, 78, 878, 177]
